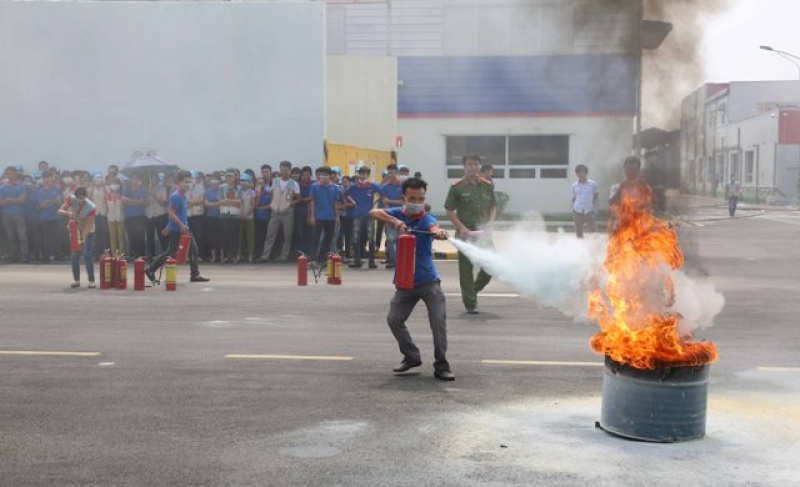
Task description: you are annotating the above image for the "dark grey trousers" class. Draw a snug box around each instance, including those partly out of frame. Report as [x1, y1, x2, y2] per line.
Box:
[387, 281, 450, 372]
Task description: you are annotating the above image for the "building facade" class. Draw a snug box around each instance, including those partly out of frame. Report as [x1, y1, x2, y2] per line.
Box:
[326, 0, 643, 214]
[680, 81, 800, 202]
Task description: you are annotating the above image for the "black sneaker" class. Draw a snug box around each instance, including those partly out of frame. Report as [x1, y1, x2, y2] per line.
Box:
[385, 263, 395, 269]
[434, 370, 455, 381]
[466, 308, 479, 315]
[349, 262, 362, 268]
[190, 275, 210, 282]
[393, 360, 422, 373]
[368, 261, 378, 269]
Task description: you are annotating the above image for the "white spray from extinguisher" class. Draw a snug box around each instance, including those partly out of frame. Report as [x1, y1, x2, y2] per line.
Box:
[449, 221, 607, 319]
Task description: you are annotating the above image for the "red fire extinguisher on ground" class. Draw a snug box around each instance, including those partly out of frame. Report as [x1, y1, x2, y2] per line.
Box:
[68, 219, 81, 252]
[175, 233, 191, 265]
[134, 258, 146, 291]
[395, 233, 416, 290]
[297, 254, 308, 286]
[330, 253, 342, 285]
[110, 255, 119, 288]
[117, 259, 128, 290]
[100, 253, 111, 290]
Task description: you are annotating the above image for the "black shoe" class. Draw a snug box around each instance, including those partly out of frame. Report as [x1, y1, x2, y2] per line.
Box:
[190, 275, 210, 282]
[349, 262, 362, 268]
[385, 263, 395, 269]
[466, 308, 479, 315]
[144, 268, 156, 284]
[393, 359, 422, 373]
[434, 370, 455, 381]
[368, 261, 378, 269]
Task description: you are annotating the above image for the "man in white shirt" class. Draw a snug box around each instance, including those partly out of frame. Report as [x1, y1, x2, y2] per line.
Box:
[260, 160, 301, 262]
[571, 164, 599, 238]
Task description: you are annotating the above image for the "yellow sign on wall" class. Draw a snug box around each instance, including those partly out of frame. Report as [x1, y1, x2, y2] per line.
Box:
[325, 141, 394, 182]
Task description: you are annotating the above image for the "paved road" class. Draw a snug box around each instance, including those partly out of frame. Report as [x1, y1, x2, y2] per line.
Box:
[1, 201, 798, 486]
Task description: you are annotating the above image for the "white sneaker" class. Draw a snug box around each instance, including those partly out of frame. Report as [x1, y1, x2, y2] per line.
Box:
[70, 282, 80, 288]
[88, 282, 96, 289]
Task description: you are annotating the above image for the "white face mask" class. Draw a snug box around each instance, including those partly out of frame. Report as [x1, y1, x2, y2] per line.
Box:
[398, 175, 409, 182]
[256, 184, 264, 192]
[110, 184, 120, 191]
[405, 203, 425, 215]
[210, 179, 221, 186]
[182, 181, 192, 191]
[320, 175, 330, 182]
[62, 177, 73, 185]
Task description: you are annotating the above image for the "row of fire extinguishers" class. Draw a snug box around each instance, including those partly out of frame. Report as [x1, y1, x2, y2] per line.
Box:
[294, 231, 423, 289]
[91, 232, 193, 292]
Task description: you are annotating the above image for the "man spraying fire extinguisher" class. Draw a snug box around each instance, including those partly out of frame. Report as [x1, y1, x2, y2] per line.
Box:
[146, 170, 210, 284]
[58, 186, 97, 289]
[369, 177, 454, 381]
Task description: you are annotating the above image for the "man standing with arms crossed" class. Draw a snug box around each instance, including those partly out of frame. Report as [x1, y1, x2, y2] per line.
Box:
[571, 164, 599, 238]
[445, 154, 496, 315]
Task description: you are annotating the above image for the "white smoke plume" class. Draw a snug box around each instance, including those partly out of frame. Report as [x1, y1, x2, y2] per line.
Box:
[449, 215, 724, 334]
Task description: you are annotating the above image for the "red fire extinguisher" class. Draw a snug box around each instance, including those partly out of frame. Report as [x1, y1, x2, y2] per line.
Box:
[68, 219, 81, 252]
[326, 253, 334, 284]
[110, 255, 119, 288]
[395, 233, 416, 290]
[134, 258, 146, 291]
[297, 254, 308, 286]
[100, 253, 111, 290]
[175, 233, 191, 265]
[330, 254, 342, 285]
[117, 259, 128, 290]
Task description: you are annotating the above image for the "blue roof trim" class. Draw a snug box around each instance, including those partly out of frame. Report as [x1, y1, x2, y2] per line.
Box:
[398, 54, 638, 115]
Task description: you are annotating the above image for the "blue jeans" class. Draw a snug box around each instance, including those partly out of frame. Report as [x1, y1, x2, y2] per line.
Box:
[71, 232, 95, 283]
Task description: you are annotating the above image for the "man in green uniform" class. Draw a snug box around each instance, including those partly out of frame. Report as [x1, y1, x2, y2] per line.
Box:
[445, 154, 496, 314]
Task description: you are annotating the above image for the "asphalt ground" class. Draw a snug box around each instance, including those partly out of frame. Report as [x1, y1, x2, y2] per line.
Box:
[1, 200, 799, 486]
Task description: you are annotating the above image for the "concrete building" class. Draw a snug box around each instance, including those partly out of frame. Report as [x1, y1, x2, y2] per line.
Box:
[680, 81, 800, 202]
[326, 0, 649, 214]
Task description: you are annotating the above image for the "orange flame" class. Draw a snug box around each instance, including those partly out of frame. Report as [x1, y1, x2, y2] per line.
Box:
[588, 181, 718, 370]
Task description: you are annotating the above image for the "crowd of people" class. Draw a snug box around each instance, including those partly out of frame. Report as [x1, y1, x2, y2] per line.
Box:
[0, 160, 425, 269]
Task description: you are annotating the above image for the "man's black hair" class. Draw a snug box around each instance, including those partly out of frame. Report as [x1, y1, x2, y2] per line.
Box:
[279, 160, 292, 170]
[480, 164, 494, 173]
[462, 153, 481, 165]
[301, 166, 313, 174]
[401, 177, 427, 194]
[623, 156, 641, 169]
[575, 164, 588, 173]
[386, 164, 398, 172]
[176, 170, 192, 182]
[260, 164, 272, 172]
[318, 166, 332, 175]
[74, 186, 88, 198]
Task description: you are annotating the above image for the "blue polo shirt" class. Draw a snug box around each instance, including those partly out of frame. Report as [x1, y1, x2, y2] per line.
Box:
[310, 183, 343, 221]
[347, 181, 381, 217]
[166, 189, 188, 232]
[204, 187, 220, 218]
[0, 184, 26, 216]
[386, 207, 440, 287]
[381, 181, 403, 208]
[25, 186, 39, 218]
[297, 180, 312, 210]
[254, 187, 272, 221]
[37, 186, 63, 220]
[123, 185, 148, 218]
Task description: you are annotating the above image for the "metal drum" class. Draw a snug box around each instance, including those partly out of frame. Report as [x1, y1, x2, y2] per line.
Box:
[599, 356, 710, 442]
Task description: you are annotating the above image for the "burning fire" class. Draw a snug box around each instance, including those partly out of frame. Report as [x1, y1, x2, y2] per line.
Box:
[588, 182, 718, 370]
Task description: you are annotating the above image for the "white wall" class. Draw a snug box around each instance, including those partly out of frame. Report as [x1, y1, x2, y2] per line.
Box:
[326, 56, 397, 151]
[397, 116, 633, 214]
[0, 2, 324, 172]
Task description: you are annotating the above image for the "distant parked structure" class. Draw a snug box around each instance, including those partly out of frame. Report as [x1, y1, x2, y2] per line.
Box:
[680, 81, 800, 203]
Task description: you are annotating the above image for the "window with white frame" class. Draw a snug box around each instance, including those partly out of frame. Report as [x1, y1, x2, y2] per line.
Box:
[445, 135, 569, 180]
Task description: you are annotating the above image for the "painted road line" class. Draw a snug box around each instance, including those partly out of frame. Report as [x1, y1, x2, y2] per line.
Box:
[0, 350, 101, 357]
[481, 360, 603, 367]
[445, 293, 520, 298]
[226, 354, 354, 361]
[757, 366, 800, 372]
